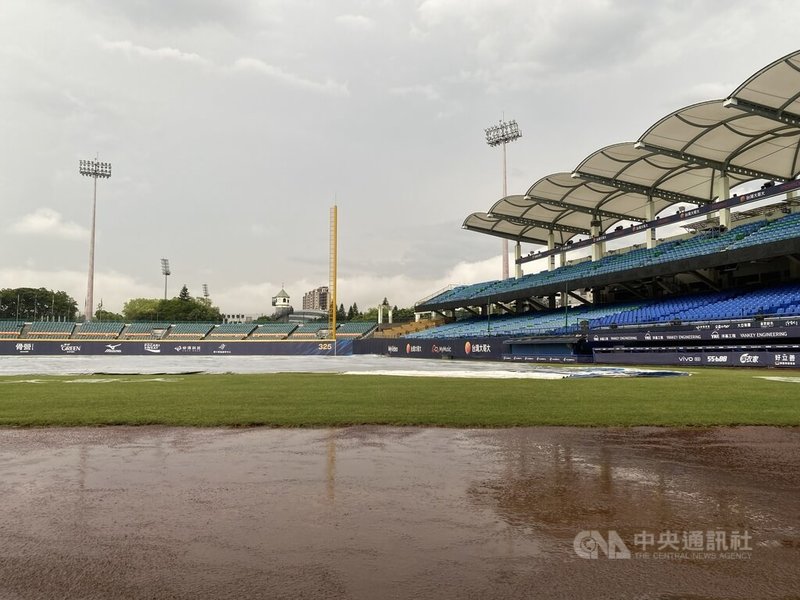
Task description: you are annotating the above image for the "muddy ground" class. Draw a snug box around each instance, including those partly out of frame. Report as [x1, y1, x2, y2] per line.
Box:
[1, 426, 798, 599]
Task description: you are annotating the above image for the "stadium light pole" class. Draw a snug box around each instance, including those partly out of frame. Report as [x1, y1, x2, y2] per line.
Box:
[485, 118, 522, 280]
[161, 259, 171, 300]
[79, 158, 111, 322]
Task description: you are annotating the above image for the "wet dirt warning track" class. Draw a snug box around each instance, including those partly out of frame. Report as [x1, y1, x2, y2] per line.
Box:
[0, 426, 798, 599]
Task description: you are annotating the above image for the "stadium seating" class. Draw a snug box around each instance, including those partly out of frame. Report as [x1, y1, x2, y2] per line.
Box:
[0, 321, 23, 338]
[410, 282, 800, 339]
[421, 213, 800, 307]
[27, 321, 76, 338]
[122, 323, 170, 339]
[74, 322, 125, 338]
[248, 323, 298, 339]
[289, 323, 330, 339]
[166, 323, 214, 339]
[207, 323, 257, 340]
[336, 322, 378, 338]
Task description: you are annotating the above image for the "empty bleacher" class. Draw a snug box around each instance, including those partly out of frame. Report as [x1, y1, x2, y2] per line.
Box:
[122, 323, 170, 339]
[207, 323, 257, 340]
[410, 283, 800, 339]
[74, 322, 125, 338]
[336, 322, 377, 338]
[421, 212, 800, 308]
[166, 323, 214, 340]
[289, 323, 329, 339]
[27, 321, 76, 338]
[248, 323, 298, 340]
[0, 321, 24, 338]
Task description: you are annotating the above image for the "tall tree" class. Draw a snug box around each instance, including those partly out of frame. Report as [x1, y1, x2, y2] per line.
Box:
[179, 285, 191, 301]
[336, 303, 346, 321]
[0, 288, 78, 321]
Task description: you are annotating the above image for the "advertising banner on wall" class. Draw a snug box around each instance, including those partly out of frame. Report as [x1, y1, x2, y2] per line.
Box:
[354, 338, 505, 360]
[594, 350, 799, 368]
[0, 339, 354, 357]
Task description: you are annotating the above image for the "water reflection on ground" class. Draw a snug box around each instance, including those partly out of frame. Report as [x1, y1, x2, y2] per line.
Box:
[0, 426, 796, 599]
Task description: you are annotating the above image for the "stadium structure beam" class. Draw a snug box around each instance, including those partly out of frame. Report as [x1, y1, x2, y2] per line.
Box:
[486, 214, 590, 236]
[572, 170, 708, 206]
[723, 97, 800, 129]
[632, 141, 787, 184]
[461, 223, 549, 245]
[689, 270, 721, 292]
[520, 195, 647, 223]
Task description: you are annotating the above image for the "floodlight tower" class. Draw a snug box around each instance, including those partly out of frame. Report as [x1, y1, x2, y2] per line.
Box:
[485, 118, 522, 279]
[202, 283, 210, 305]
[79, 158, 112, 322]
[161, 258, 171, 300]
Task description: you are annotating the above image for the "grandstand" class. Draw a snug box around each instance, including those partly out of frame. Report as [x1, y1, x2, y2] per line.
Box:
[249, 323, 298, 340]
[75, 322, 125, 338]
[207, 323, 257, 340]
[122, 323, 170, 339]
[0, 321, 24, 339]
[26, 322, 75, 338]
[336, 322, 378, 338]
[165, 323, 214, 340]
[395, 50, 800, 367]
[289, 323, 329, 339]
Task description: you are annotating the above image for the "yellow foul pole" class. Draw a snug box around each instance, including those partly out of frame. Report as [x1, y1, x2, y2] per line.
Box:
[329, 205, 338, 347]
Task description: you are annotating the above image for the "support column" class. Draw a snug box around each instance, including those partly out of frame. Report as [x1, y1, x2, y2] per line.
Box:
[377, 305, 383, 324]
[547, 231, 556, 271]
[788, 190, 798, 213]
[514, 242, 522, 279]
[590, 219, 605, 262]
[646, 197, 657, 249]
[388, 308, 393, 324]
[713, 173, 731, 229]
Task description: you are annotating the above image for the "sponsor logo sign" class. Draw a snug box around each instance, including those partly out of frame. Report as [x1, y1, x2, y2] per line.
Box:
[60, 344, 81, 354]
[739, 353, 759, 365]
[705, 355, 728, 363]
[14, 342, 34, 354]
[144, 343, 161, 354]
[212, 343, 231, 355]
[104, 343, 123, 354]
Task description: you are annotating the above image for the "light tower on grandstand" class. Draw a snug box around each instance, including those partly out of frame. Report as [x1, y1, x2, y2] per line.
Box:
[161, 258, 171, 300]
[485, 118, 522, 280]
[79, 157, 112, 322]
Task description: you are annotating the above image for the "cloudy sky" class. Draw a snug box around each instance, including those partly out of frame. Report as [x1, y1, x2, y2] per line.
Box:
[1, 0, 798, 316]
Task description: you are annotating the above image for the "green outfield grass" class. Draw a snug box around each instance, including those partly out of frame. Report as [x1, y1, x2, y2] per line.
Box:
[0, 369, 798, 427]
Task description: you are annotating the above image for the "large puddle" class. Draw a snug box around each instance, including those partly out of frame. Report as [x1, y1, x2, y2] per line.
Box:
[0, 354, 686, 379]
[0, 426, 797, 599]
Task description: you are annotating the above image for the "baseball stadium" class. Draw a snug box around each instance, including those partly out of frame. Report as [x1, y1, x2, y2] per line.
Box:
[3, 50, 800, 370]
[2, 35, 800, 600]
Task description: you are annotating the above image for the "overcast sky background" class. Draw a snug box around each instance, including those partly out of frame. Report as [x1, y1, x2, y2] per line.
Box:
[1, 0, 798, 316]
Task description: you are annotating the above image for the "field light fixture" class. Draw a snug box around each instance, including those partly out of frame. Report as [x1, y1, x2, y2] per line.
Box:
[485, 118, 522, 279]
[484, 120, 522, 147]
[161, 258, 171, 300]
[79, 157, 112, 322]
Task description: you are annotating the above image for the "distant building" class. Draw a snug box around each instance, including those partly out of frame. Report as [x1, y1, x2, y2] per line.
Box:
[302, 286, 329, 311]
[271, 287, 292, 321]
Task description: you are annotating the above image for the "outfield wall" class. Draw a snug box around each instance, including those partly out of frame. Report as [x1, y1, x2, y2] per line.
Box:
[594, 349, 799, 368]
[0, 339, 353, 356]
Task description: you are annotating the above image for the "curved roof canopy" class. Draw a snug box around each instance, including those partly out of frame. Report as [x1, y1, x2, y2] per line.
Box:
[467, 50, 800, 246]
[462, 212, 580, 246]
